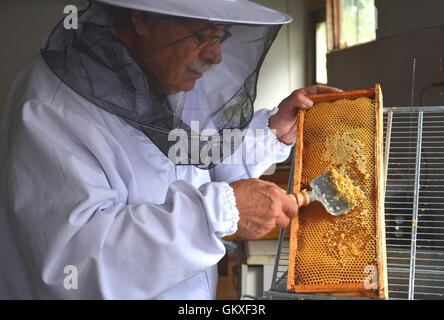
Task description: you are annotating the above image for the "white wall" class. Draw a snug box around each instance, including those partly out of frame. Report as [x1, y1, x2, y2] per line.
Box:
[253, 0, 307, 110]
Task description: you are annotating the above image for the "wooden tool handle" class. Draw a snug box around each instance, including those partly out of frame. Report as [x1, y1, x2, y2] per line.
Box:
[290, 190, 311, 207]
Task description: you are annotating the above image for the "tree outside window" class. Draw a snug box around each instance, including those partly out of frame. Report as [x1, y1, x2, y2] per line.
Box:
[339, 0, 376, 48]
[327, 0, 377, 51]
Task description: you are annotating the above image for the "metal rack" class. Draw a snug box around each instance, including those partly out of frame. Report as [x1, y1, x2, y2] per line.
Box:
[265, 106, 444, 300]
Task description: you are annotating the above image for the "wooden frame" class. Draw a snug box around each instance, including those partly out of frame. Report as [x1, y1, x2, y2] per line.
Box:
[326, 0, 340, 52]
[287, 84, 388, 299]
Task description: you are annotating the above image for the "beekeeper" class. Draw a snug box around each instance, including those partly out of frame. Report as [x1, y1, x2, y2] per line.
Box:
[0, 0, 341, 299]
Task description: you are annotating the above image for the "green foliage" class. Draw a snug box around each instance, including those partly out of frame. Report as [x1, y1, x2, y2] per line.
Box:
[339, 0, 376, 48]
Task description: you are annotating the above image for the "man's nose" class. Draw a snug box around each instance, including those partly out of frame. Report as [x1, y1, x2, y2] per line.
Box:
[199, 42, 222, 65]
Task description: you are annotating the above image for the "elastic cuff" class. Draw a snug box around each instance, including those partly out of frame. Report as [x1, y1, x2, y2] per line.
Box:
[218, 183, 240, 238]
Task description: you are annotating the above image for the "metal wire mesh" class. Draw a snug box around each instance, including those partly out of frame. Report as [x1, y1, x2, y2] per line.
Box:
[384, 107, 444, 300]
[267, 106, 444, 300]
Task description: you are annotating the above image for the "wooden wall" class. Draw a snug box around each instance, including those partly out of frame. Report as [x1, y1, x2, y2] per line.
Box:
[328, 25, 444, 107]
[327, 1, 444, 107]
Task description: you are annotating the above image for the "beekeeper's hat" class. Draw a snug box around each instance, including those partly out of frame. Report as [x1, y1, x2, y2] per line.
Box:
[42, 0, 292, 169]
[93, 0, 292, 25]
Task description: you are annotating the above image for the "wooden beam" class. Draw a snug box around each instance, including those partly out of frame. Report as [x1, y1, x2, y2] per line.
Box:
[326, 0, 341, 51]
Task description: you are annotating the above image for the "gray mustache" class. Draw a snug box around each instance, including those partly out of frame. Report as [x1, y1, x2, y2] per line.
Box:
[187, 60, 213, 74]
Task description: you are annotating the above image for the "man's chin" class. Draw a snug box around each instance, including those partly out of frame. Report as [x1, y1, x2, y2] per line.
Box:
[164, 80, 198, 95]
[183, 76, 202, 91]
[182, 82, 197, 92]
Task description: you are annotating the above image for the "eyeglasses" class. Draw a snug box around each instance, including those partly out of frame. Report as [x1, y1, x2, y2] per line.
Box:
[140, 17, 233, 51]
[194, 28, 232, 50]
[179, 20, 232, 50]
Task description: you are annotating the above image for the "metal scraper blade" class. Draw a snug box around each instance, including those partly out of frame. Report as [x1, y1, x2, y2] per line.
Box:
[309, 172, 356, 216]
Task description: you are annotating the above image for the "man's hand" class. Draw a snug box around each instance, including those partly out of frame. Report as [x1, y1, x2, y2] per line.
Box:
[230, 179, 298, 239]
[269, 85, 343, 145]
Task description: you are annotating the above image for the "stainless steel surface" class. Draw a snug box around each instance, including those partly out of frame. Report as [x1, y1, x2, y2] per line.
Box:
[266, 106, 444, 300]
[384, 106, 444, 300]
[270, 147, 295, 294]
[384, 111, 393, 193]
[308, 172, 355, 216]
[410, 58, 417, 108]
[408, 111, 423, 299]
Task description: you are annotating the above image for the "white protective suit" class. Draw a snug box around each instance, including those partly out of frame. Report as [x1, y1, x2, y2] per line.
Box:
[0, 55, 291, 299]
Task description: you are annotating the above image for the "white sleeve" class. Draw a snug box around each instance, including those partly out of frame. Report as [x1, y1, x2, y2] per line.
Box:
[2, 100, 239, 299]
[211, 107, 293, 183]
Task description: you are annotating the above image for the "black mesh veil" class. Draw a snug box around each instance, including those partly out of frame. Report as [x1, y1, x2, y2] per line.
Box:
[41, 1, 282, 169]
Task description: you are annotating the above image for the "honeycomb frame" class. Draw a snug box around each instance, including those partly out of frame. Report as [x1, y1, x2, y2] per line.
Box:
[287, 85, 388, 299]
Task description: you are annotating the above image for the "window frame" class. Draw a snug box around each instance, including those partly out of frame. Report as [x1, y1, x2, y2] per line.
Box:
[326, 0, 377, 52]
[309, 6, 328, 85]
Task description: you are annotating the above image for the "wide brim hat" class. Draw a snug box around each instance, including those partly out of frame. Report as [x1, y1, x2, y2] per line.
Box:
[42, 0, 292, 168]
[93, 0, 292, 25]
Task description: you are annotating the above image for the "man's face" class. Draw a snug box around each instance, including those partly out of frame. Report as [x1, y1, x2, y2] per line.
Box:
[125, 14, 228, 94]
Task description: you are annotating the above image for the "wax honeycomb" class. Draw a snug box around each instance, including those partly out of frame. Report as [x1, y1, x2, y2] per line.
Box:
[292, 97, 378, 289]
[330, 168, 366, 205]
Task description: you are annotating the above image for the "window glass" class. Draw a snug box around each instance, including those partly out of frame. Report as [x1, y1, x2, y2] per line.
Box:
[316, 21, 328, 84]
[339, 0, 376, 48]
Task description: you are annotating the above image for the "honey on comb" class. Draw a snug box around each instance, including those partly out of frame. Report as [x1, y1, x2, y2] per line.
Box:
[293, 97, 378, 287]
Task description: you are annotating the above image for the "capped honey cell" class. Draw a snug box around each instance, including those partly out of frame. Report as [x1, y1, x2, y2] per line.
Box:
[287, 86, 387, 299]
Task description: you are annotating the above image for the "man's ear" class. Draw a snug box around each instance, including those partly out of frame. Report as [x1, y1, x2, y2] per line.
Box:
[131, 10, 149, 36]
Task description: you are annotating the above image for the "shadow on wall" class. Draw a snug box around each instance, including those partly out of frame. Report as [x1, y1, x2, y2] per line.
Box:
[327, 25, 444, 107]
[327, 0, 444, 107]
[0, 0, 88, 108]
